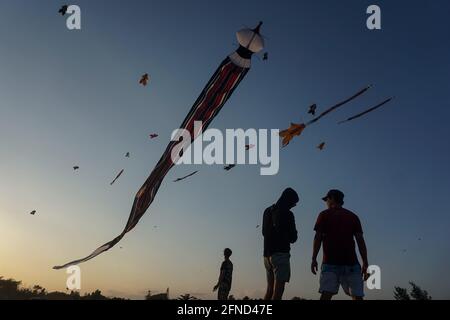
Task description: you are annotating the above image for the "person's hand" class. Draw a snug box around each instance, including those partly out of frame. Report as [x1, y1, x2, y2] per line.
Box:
[213, 284, 219, 292]
[362, 261, 369, 281]
[311, 259, 318, 275]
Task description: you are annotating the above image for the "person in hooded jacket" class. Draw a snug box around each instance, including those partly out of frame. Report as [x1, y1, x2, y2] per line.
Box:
[262, 188, 299, 300]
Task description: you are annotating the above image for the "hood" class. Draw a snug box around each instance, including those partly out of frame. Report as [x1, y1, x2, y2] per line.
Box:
[276, 188, 299, 209]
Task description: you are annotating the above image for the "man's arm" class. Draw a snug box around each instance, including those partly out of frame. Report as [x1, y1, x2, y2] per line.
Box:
[288, 212, 298, 243]
[311, 231, 322, 275]
[213, 268, 225, 291]
[355, 233, 369, 280]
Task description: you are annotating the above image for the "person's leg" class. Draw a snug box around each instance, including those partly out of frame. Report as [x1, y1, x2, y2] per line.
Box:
[264, 257, 274, 300]
[341, 265, 365, 300]
[218, 285, 229, 300]
[272, 280, 286, 300]
[319, 264, 339, 300]
[320, 292, 334, 300]
[271, 253, 290, 300]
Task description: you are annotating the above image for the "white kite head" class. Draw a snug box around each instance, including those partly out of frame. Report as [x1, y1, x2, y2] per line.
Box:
[236, 21, 265, 53]
[230, 22, 265, 68]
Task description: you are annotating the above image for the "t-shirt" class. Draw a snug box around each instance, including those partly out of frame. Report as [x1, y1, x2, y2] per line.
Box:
[314, 207, 363, 266]
[220, 260, 233, 287]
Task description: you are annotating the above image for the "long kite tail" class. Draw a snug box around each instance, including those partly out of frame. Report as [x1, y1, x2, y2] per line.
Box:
[338, 97, 394, 124]
[306, 85, 372, 126]
[53, 57, 251, 270]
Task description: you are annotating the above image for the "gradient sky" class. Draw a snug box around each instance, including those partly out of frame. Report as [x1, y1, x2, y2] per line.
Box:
[1, 0, 450, 300]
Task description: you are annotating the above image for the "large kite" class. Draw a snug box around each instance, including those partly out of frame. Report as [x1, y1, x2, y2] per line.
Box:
[54, 22, 265, 269]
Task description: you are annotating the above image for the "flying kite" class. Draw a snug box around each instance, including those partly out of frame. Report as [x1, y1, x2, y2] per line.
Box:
[149, 134, 159, 139]
[73, 166, 79, 170]
[110, 169, 124, 185]
[224, 164, 236, 171]
[338, 97, 393, 124]
[30, 210, 36, 216]
[173, 171, 198, 182]
[280, 85, 371, 147]
[52, 23, 265, 270]
[308, 104, 317, 116]
[317, 142, 326, 151]
[125, 152, 130, 158]
[245, 144, 255, 150]
[263, 52, 268, 61]
[139, 73, 150, 86]
[58, 5, 68, 15]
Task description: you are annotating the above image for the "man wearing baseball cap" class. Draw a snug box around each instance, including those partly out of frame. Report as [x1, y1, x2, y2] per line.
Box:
[311, 189, 369, 300]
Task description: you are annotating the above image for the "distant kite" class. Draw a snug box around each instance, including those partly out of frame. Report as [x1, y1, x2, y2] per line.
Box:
[317, 142, 326, 151]
[280, 85, 371, 147]
[53, 23, 265, 270]
[149, 134, 159, 139]
[338, 97, 393, 124]
[173, 171, 198, 182]
[263, 52, 268, 61]
[224, 164, 236, 171]
[245, 144, 255, 150]
[125, 152, 130, 158]
[308, 104, 317, 116]
[73, 166, 79, 170]
[139, 73, 150, 86]
[110, 169, 124, 185]
[30, 210, 36, 216]
[58, 5, 68, 15]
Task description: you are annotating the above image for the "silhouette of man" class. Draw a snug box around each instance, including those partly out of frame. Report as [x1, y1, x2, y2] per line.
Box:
[213, 248, 233, 300]
[311, 189, 369, 300]
[263, 188, 299, 300]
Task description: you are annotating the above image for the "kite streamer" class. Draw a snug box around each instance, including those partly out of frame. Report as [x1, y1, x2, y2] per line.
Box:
[338, 97, 393, 124]
[280, 85, 371, 147]
[54, 22, 265, 269]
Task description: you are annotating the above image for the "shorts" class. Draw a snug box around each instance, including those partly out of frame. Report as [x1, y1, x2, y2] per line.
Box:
[319, 264, 364, 297]
[264, 252, 291, 283]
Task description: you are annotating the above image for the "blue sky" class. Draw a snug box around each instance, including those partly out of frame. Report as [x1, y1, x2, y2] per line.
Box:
[0, 0, 449, 299]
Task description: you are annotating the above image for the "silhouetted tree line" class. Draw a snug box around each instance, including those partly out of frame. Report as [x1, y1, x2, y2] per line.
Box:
[1, 275, 433, 300]
[0, 276, 125, 300]
[394, 282, 432, 300]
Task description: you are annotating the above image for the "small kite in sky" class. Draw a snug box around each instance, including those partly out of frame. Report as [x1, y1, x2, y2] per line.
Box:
[263, 52, 268, 61]
[139, 73, 150, 86]
[125, 152, 130, 158]
[338, 97, 394, 124]
[279, 123, 306, 147]
[73, 166, 79, 170]
[58, 5, 68, 15]
[149, 133, 159, 139]
[256, 225, 260, 229]
[308, 104, 317, 116]
[224, 164, 236, 171]
[280, 85, 371, 147]
[30, 210, 36, 216]
[245, 144, 255, 150]
[110, 169, 124, 185]
[173, 171, 198, 182]
[317, 142, 326, 151]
